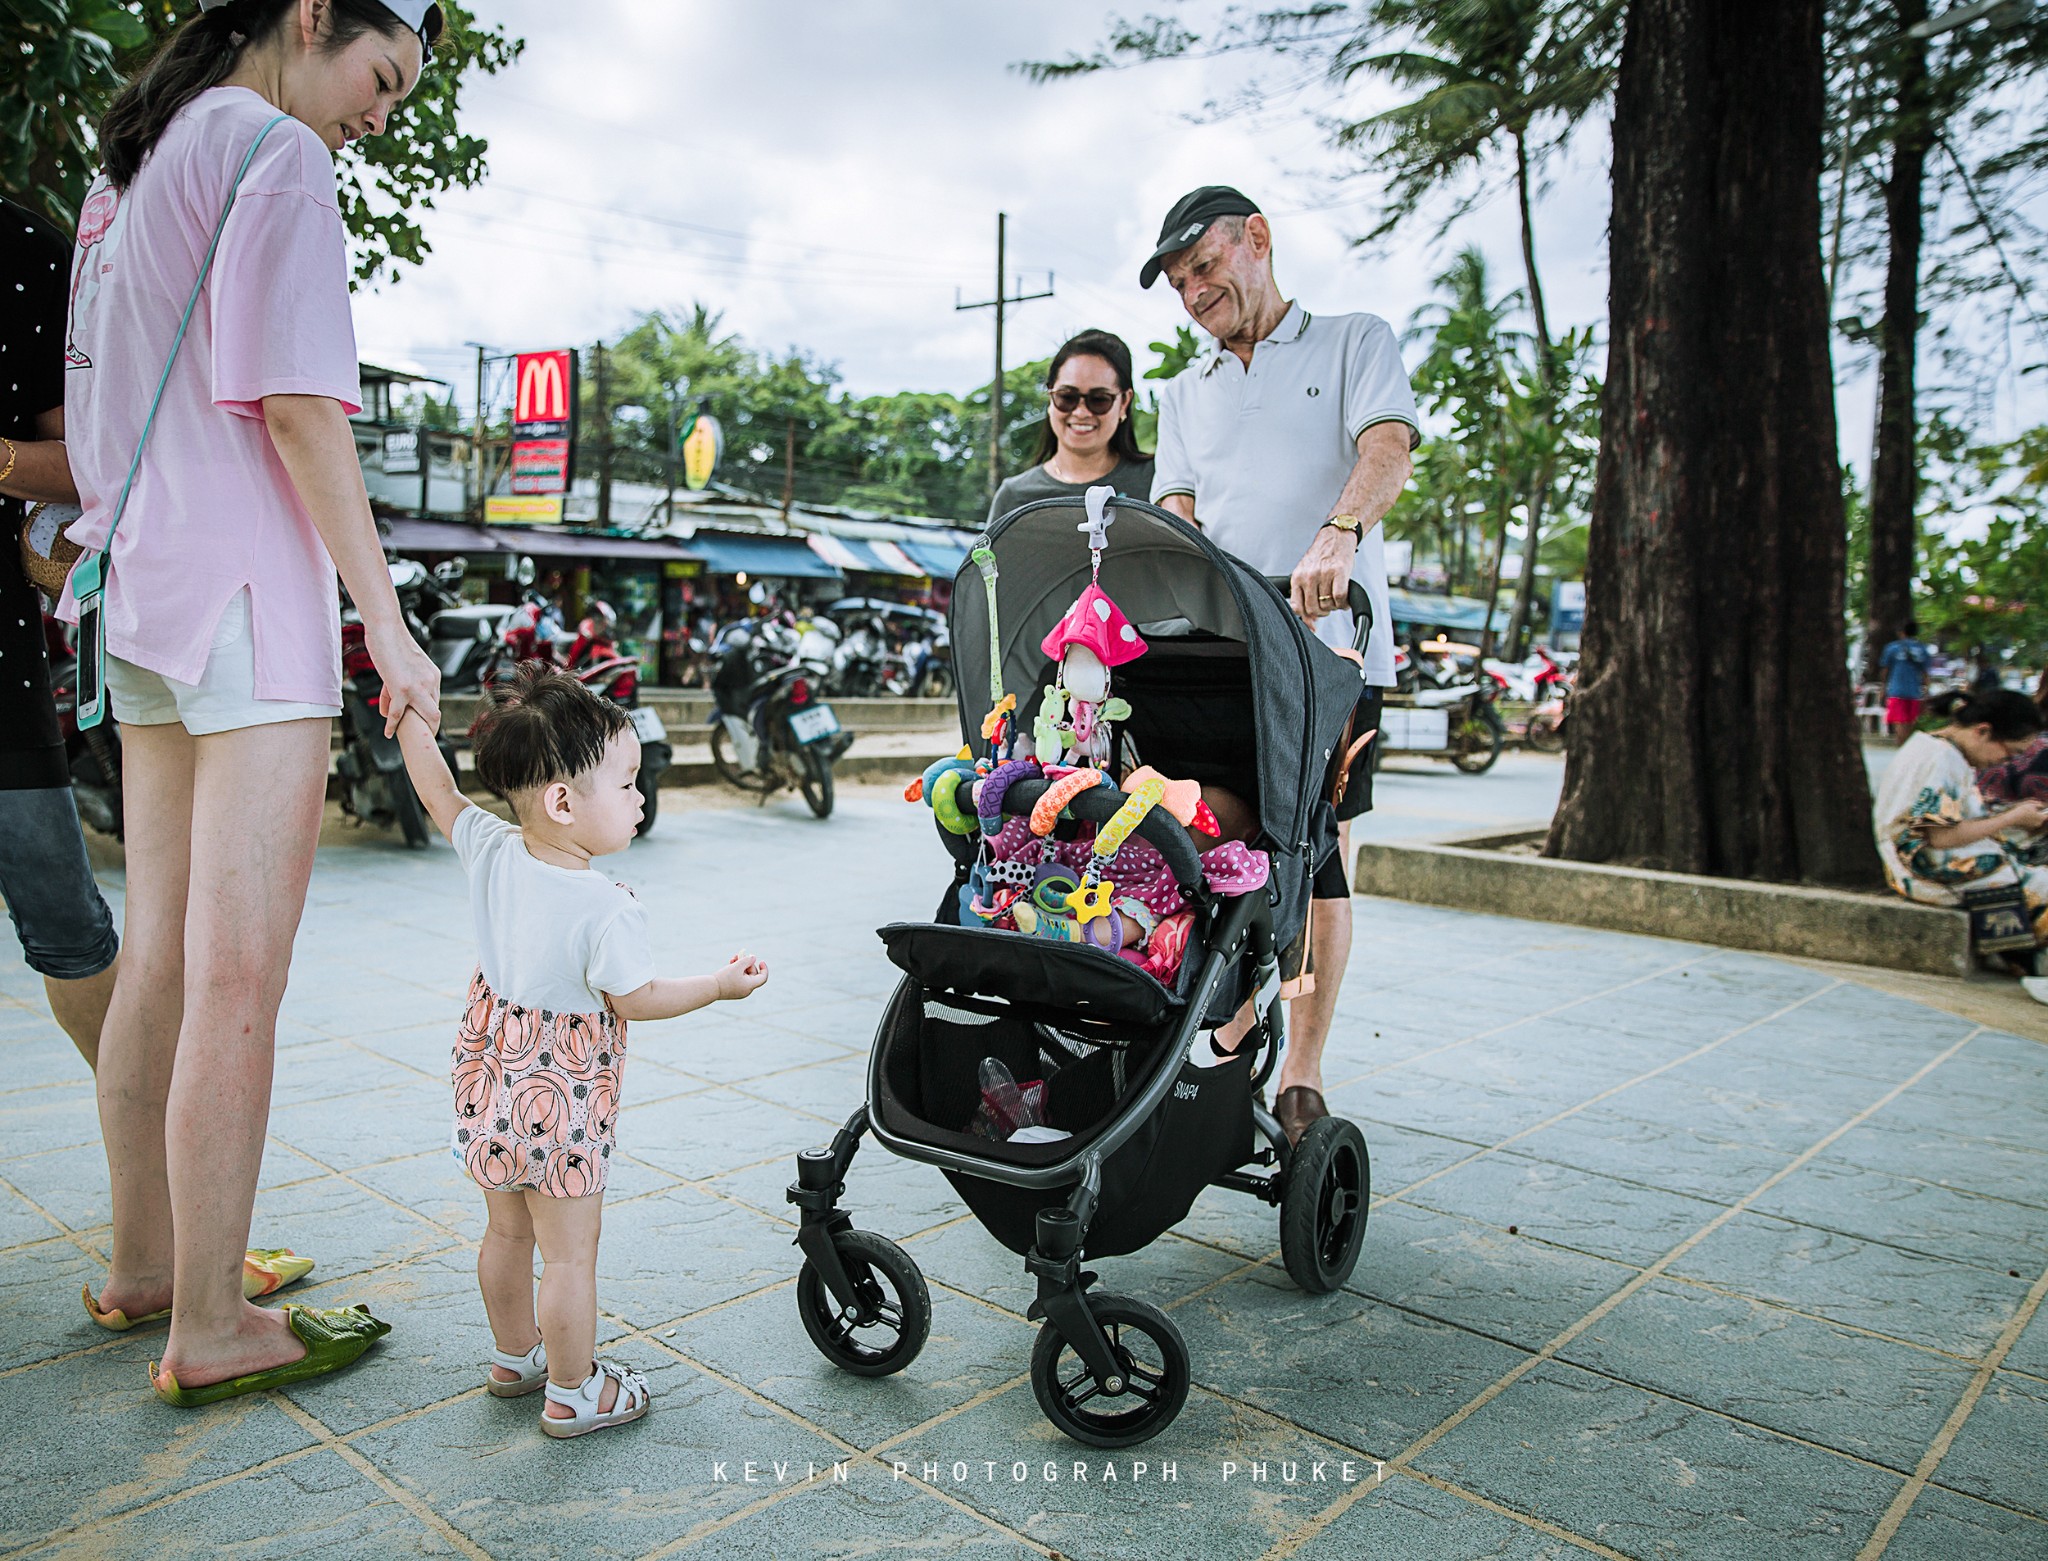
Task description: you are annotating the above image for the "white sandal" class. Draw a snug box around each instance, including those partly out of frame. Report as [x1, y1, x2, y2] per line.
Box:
[486, 1340, 548, 1398]
[540, 1359, 651, 1438]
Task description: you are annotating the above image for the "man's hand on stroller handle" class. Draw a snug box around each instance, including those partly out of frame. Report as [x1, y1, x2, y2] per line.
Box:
[1290, 526, 1358, 626]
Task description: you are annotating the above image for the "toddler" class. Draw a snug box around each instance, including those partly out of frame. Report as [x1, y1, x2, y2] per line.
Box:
[397, 663, 768, 1438]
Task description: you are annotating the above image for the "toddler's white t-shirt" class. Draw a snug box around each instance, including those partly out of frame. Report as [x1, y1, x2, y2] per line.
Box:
[452, 806, 653, 1013]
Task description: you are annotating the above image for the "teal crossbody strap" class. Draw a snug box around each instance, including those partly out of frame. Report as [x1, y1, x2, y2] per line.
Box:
[74, 111, 291, 729]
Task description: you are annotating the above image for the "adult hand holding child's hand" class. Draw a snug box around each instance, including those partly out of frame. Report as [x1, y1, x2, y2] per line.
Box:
[718, 952, 770, 1001]
[372, 622, 442, 737]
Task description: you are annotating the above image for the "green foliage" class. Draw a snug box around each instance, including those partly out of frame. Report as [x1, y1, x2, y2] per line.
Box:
[0, 0, 521, 283]
[1387, 247, 1598, 607]
[589, 307, 1062, 524]
[1910, 421, 2048, 663]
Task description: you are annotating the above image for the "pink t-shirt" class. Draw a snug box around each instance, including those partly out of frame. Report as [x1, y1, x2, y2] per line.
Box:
[59, 87, 361, 704]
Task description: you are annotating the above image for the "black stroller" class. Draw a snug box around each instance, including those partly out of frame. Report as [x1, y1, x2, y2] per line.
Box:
[786, 493, 1375, 1447]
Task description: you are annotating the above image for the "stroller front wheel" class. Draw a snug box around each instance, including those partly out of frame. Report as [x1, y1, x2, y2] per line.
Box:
[1030, 1294, 1190, 1448]
[1281, 1116, 1371, 1294]
[796, 1229, 930, 1377]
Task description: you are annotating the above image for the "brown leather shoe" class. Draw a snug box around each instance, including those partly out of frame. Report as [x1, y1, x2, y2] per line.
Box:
[1274, 1086, 1329, 1147]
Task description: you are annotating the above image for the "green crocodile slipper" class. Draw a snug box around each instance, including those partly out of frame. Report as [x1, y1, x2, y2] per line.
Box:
[149, 1304, 391, 1407]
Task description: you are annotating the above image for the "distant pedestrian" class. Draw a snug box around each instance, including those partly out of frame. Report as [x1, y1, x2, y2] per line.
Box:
[62, 0, 445, 1406]
[1970, 647, 2005, 696]
[1880, 619, 1932, 740]
[988, 329, 1154, 524]
[396, 665, 769, 1438]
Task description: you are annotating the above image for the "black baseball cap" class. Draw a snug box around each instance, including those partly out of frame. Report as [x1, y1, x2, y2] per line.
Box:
[1139, 186, 1262, 289]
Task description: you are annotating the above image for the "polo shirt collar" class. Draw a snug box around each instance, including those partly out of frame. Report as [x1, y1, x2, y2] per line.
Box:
[1197, 300, 1309, 375]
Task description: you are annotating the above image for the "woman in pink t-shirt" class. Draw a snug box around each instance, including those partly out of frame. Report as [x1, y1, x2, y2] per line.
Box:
[62, 0, 443, 1405]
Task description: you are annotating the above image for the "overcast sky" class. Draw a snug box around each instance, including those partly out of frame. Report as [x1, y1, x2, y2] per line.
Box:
[346, 1, 2041, 477]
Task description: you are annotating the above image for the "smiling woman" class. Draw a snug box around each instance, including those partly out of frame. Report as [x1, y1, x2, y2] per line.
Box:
[56, 0, 445, 1412]
[987, 329, 1154, 525]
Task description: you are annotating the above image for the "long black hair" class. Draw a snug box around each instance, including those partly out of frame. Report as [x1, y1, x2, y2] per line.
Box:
[1930, 687, 2044, 742]
[1027, 329, 1153, 468]
[100, 0, 434, 190]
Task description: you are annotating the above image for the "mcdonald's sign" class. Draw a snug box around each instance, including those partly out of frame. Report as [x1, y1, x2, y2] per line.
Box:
[504, 348, 578, 504]
[514, 350, 573, 427]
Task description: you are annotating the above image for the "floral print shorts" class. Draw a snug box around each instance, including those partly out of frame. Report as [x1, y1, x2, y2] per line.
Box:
[450, 969, 626, 1198]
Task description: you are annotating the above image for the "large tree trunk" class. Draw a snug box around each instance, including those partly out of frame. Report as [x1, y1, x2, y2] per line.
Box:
[1862, 0, 1930, 681]
[1545, 0, 1882, 888]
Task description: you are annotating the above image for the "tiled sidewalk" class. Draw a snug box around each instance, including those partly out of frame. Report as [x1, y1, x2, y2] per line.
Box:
[1, 789, 2044, 1559]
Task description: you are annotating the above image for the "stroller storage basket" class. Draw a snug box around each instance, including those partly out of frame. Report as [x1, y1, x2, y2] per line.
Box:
[868, 974, 1253, 1257]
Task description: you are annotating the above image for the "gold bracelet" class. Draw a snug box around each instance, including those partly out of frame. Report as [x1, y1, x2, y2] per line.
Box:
[0, 436, 16, 489]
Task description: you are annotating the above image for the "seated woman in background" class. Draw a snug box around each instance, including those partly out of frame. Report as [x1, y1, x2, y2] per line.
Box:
[1874, 689, 2048, 1000]
[1978, 671, 2048, 822]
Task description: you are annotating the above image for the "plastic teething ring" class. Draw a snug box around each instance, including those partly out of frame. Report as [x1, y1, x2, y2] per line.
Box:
[930, 768, 976, 835]
[977, 758, 1041, 834]
[1030, 862, 1079, 915]
[1030, 767, 1101, 836]
[1093, 776, 1165, 858]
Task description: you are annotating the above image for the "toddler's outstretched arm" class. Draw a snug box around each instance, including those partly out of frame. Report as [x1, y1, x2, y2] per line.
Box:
[608, 953, 769, 1022]
[395, 707, 473, 842]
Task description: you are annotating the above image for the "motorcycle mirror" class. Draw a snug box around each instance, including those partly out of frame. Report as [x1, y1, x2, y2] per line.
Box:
[514, 555, 537, 587]
[747, 581, 768, 606]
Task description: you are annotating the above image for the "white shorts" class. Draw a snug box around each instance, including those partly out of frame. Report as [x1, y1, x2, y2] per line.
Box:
[108, 588, 341, 736]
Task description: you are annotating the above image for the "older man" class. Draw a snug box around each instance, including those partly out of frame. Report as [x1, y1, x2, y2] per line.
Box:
[1143, 186, 1417, 1144]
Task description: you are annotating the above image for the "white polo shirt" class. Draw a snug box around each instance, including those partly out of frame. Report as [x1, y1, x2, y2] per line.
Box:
[1151, 303, 1419, 686]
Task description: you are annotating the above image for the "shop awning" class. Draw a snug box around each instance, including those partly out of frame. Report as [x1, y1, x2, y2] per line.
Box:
[900, 536, 972, 579]
[689, 531, 845, 580]
[510, 527, 704, 563]
[380, 517, 513, 554]
[806, 533, 869, 572]
[862, 540, 926, 577]
[1387, 588, 1498, 632]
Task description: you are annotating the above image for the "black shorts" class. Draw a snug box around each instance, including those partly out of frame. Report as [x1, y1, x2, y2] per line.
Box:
[1313, 685, 1385, 900]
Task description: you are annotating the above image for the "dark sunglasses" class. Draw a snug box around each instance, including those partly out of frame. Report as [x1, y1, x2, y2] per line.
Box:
[1049, 386, 1121, 415]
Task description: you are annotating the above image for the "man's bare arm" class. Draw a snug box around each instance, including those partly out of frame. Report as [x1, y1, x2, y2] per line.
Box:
[0, 408, 79, 507]
[1290, 421, 1414, 624]
[1158, 492, 1197, 527]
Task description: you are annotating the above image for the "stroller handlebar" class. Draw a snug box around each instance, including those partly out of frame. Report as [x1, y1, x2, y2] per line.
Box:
[1264, 576, 1374, 658]
[998, 777, 1208, 897]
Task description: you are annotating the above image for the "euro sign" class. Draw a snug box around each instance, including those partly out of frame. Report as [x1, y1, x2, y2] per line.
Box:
[514, 351, 570, 426]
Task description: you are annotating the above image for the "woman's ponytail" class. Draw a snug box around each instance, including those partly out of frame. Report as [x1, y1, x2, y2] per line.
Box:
[99, 0, 425, 190]
[100, 2, 277, 189]
[1932, 686, 2045, 742]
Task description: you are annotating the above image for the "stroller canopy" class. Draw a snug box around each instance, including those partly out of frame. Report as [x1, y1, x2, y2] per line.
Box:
[950, 494, 1365, 943]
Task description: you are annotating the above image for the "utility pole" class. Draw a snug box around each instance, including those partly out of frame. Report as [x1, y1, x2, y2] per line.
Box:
[781, 414, 796, 524]
[956, 212, 1053, 506]
[464, 340, 497, 523]
[594, 340, 613, 530]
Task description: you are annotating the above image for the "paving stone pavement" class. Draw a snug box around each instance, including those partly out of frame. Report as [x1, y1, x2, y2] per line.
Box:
[1, 785, 2045, 1560]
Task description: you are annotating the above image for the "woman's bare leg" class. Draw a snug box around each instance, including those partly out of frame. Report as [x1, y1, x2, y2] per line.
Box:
[155, 718, 330, 1387]
[94, 724, 194, 1320]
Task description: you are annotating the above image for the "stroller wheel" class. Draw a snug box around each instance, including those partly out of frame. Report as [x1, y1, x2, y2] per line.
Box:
[796, 1229, 930, 1377]
[1030, 1294, 1190, 1448]
[1280, 1117, 1371, 1294]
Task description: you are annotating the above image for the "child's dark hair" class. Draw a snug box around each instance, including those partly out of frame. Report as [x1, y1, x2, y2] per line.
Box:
[470, 663, 631, 799]
[100, 0, 438, 190]
[1929, 687, 2044, 742]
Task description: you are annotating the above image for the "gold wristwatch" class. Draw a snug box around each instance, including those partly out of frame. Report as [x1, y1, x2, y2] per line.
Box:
[1321, 512, 1363, 538]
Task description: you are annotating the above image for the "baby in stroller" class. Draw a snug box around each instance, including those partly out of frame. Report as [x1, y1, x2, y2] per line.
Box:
[783, 488, 1375, 1447]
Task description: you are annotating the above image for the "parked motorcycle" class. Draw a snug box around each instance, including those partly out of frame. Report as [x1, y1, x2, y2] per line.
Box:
[337, 568, 457, 848]
[402, 556, 512, 692]
[42, 614, 123, 839]
[1525, 690, 1570, 754]
[707, 610, 850, 818]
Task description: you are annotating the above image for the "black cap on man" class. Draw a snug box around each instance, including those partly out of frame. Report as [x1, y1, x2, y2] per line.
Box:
[1139, 186, 1262, 289]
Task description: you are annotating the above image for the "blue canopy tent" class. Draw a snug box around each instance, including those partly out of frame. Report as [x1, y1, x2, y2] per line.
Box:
[1386, 588, 1498, 634]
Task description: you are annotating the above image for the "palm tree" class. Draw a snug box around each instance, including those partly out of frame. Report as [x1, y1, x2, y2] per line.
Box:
[1333, 0, 1621, 653]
